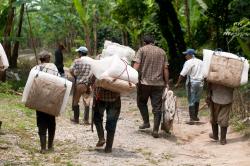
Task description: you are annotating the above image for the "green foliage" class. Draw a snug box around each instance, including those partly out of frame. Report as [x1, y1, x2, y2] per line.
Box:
[224, 18, 250, 58]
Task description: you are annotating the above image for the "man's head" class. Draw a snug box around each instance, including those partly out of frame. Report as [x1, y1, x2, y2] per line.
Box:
[143, 35, 154, 45]
[58, 44, 65, 50]
[39, 50, 51, 63]
[75, 46, 88, 57]
[183, 48, 195, 60]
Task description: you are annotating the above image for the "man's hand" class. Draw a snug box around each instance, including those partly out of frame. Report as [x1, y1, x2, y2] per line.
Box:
[206, 96, 211, 106]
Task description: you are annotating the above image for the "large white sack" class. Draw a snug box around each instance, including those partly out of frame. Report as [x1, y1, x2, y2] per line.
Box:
[100, 55, 138, 84]
[81, 56, 112, 79]
[101, 40, 135, 64]
[22, 68, 72, 115]
[203, 49, 249, 85]
[0, 43, 9, 69]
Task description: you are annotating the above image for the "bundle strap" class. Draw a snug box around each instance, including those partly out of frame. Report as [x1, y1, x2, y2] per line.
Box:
[112, 58, 132, 87]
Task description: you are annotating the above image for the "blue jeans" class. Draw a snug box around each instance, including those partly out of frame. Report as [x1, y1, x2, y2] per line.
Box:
[186, 81, 203, 107]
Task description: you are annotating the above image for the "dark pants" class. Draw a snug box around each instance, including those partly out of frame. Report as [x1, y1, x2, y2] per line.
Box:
[137, 84, 164, 121]
[93, 98, 121, 138]
[36, 111, 56, 142]
[56, 65, 64, 75]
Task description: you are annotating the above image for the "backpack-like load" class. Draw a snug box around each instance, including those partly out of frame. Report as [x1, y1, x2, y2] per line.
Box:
[82, 55, 138, 94]
[203, 49, 249, 88]
[101, 40, 135, 64]
[22, 68, 72, 116]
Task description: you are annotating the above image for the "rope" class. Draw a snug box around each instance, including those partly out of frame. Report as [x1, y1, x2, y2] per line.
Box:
[112, 58, 132, 87]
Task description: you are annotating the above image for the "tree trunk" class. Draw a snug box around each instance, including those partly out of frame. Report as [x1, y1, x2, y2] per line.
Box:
[84, 25, 93, 56]
[12, 3, 25, 68]
[155, 0, 186, 80]
[184, 0, 191, 46]
[3, 0, 15, 66]
[93, 9, 98, 56]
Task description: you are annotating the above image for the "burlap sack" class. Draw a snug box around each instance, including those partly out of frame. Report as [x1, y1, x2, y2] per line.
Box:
[25, 76, 66, 116]
[95, 77, 136, 94]
[207, 55, 244, 88]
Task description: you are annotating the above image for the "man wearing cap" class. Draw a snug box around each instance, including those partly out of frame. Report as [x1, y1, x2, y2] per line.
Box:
[55, 44, 65, 76]
[175, 49, 204, 124]
[134, 35, 169, 138]
[70, 46, 92, 124]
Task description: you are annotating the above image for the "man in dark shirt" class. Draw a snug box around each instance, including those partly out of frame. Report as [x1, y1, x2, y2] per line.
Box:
[55, 44, 65, 76]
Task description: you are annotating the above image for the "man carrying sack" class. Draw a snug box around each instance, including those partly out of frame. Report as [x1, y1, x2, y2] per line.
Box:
[207, 83, 234, 145]
[175, 49, 204, 124]
[70, 46, 92, 124]
[134, 35, 169, 138]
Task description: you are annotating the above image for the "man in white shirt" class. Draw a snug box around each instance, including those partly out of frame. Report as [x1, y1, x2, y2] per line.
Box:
[175, 49, 204, 123]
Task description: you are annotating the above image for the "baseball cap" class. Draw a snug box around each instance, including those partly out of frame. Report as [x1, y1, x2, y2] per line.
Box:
[75, 46, 88, 53]
[183, 49, 195, 55]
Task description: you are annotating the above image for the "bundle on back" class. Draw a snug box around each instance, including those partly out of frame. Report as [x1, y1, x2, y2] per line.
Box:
[82, 41, 138, 94]
[203, 49, 249, 88]
[22, 67, 72, 116]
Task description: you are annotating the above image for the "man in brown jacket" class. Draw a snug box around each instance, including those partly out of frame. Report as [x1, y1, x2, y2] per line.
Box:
[134, 35, 169, 138]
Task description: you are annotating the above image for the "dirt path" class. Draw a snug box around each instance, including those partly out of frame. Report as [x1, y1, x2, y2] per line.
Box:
[1, 93, 250, 166]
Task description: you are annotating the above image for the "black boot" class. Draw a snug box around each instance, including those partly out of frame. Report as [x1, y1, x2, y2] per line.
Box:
[105, 132, 115, 153]
[48, 127, 55, 152]
[152, 113, 161, 138]
[82, 106, 90, 125]
[70, 105, 79, 124]
[209, 124, 219, 140]
[194, 102, 200, 121]
[0, 121, 3, 135]
[39, 134, 47, 154]
[95, 123, 105, 147]
[139, 109, 150, 129]
[187, 106, 195, 124]
[220, 127, 228, 145]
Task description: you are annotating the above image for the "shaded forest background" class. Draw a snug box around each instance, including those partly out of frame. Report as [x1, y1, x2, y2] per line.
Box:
[0, 0, 250, 78]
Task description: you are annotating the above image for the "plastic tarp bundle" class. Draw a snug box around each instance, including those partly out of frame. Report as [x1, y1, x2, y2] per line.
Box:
[81, 55, 138, 94]
[161, 88, 177, 133]
[95, 77, 136, 94]
[22, 68, 72, 116]
[203, 49, 249, 88]
[101, 40, 135, 64]
[0, 43, 9, 69]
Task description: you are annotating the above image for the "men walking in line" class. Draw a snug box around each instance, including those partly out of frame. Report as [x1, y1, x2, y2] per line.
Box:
[55, 44, 65, 76]
[175, 49, 204, 124]
[134, 35, 169, 138]
[70, 46, 92, 124]
[206, 83, 234, 145]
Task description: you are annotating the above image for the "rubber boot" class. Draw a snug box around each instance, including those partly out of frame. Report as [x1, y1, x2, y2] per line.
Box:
[105, 132, 115, 153]
[82, 106, 90, 125]
[139, 109, 150, 129]
[209, 124, 219, 140]
[194, 102, 200, 121]
[220, 127, 228, 145]
[152, 113, 161, 138]
[39, 134, 47, 154]
[95, 123, 105, 147]
[187, 106, 195, 124]
[0, 121, 4, 135]
[70, 105, 79, 124]
[48, 126, 55, 152]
